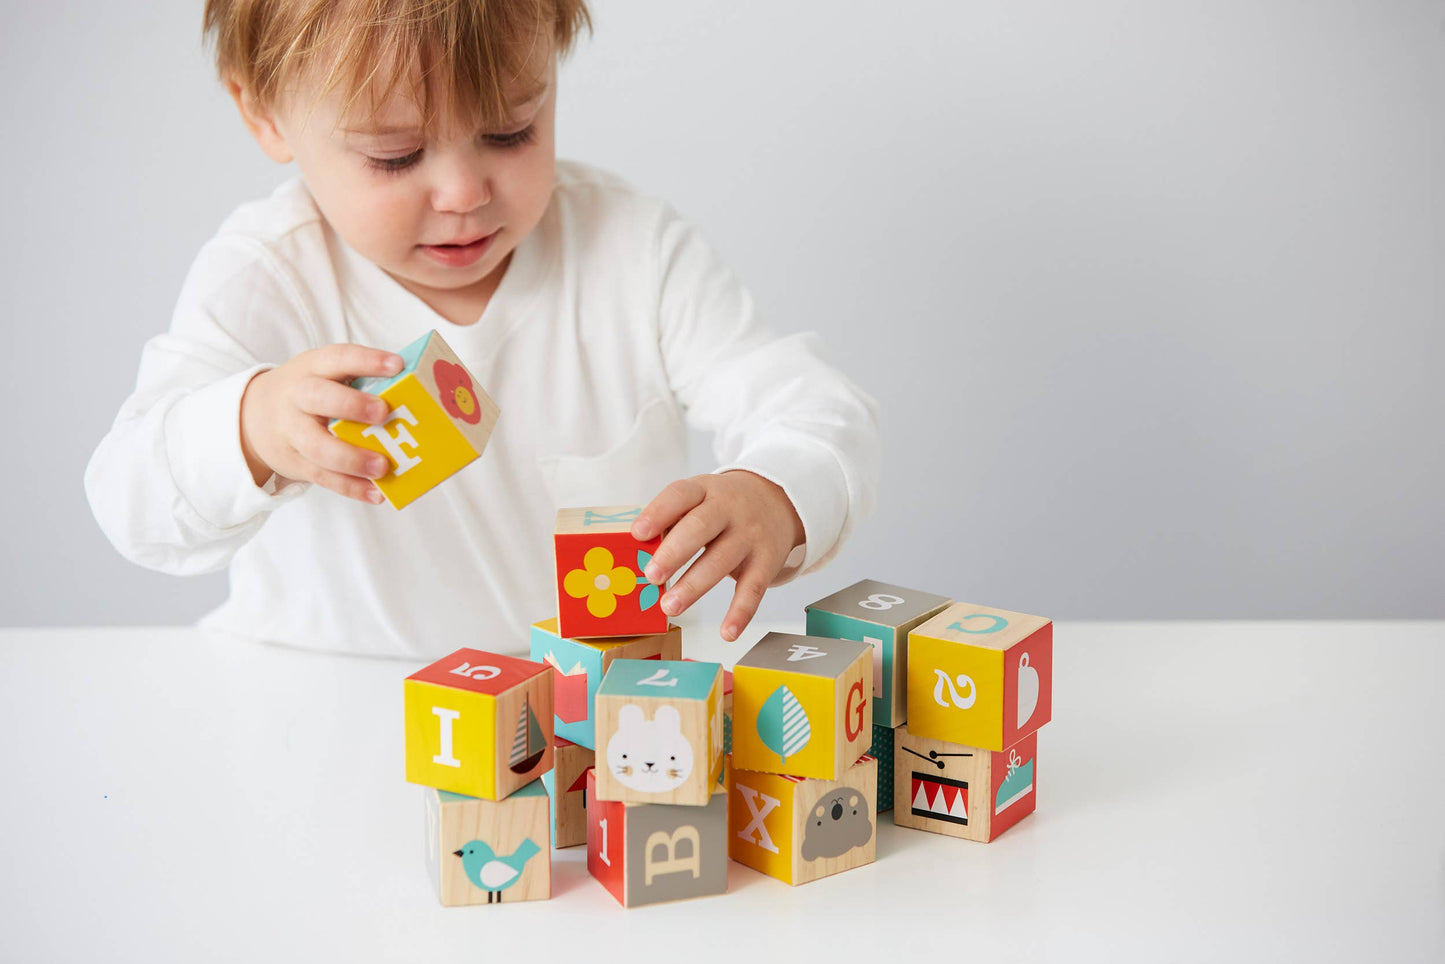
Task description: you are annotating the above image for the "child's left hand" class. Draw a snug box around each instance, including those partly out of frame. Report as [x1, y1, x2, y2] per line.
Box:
[631, 471, 805, 642]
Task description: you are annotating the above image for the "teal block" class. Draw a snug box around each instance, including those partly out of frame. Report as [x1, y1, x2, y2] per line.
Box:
[806, 609, 899, 723]
[870, 723, 896, 812]
[529, 623, 607, 749]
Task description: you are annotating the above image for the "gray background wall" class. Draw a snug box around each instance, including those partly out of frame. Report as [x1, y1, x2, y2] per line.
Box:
[3, 0, 1441, 627]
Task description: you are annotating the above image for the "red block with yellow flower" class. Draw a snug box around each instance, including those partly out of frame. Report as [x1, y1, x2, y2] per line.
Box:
[554, 506, 668, 639]
[330, 329, 499, 510]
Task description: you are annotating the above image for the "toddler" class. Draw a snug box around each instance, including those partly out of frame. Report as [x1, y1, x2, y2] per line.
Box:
[85, 0, 880, 658]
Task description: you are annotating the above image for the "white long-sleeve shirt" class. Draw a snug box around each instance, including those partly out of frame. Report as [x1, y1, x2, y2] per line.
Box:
[85, 161, 880, 659]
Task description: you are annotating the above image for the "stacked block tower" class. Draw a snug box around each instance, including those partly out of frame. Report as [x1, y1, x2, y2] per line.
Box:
[727, 632, 879, 885]
[807, 581, 1052, 842]
[404, 649, 556, 905]
[542, 506, 732, 907]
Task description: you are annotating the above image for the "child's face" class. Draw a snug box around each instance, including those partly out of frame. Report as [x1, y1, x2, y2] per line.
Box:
[241, 59, 557, 307]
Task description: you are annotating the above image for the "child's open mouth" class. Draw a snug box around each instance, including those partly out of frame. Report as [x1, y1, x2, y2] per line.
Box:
[420, 230, 497, 268]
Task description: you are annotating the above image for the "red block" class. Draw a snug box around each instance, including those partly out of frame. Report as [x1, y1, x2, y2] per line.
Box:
[555, 506, 667, 639]
[585, 768, 626, 904]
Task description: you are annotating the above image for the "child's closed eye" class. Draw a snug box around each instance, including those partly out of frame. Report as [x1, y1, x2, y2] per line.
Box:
[365, 150, 423, 176]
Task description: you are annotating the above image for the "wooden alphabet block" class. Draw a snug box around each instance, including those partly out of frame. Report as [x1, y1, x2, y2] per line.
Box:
[404, 649, 554, 800]
[528, 618, 681, 749]
[731, 633, 872, 780]
[424, 783, 550, 906]
[330, 329, 498, 510]
[594, 659, 725, 806]
[728, 755, 877, 886]
[554, 506, 668, 639]
[585, 769, 729, 908]
[871, 723, 896, 813]
[907, 603, 1052, 751]
[893, 724, 1037, 842]
[805, 579, 952, 727]
[540, 737, 594, 849]
[686, 658, 733, 754]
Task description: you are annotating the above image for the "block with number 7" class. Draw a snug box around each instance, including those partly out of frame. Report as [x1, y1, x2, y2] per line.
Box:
[593, 659, 725, 806]
[405, 649, 554, 800]
[731, 633, 873, 780]
[805, 579, 952, 728]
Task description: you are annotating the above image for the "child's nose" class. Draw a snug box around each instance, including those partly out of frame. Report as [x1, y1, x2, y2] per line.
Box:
[430, 157, 492, 214]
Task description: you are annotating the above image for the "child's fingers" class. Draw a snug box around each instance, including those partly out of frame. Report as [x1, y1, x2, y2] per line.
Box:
[720, 562, 772, 642]
[645, 503, 727, 585]
[659, 532, 749, 618]
[633, 478, 706, 543]
[293, 422, 390, 480]
[305, 344, 405, 382]
[308, 465, 385, 504]
[294, 376, 390, 424]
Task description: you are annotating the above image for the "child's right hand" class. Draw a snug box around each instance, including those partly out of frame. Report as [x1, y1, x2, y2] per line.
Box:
[239, 344, 405, 503]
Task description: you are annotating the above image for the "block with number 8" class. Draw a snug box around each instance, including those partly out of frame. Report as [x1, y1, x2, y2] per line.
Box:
[404, 648, 554, 801]
[805, 579, 952, 728]
[593, 659, 725, 806]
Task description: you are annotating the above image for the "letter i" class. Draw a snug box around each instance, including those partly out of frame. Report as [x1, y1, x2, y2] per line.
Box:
[432, 707, 461, 767]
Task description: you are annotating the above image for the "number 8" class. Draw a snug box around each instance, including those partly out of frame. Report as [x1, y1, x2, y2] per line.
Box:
[859, 593, 904, 611]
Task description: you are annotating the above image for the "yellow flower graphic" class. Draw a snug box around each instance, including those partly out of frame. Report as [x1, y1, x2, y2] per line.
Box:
[563, 547, 638, 618]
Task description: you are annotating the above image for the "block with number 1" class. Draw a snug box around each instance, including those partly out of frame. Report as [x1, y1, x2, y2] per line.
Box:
[405, 649, 554, 800]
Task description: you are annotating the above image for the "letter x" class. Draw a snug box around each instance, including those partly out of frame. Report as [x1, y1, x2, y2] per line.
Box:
[735, 785, 781, 854]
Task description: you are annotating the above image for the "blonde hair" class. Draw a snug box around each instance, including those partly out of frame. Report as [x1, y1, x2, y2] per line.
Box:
[203, 0, 591, 133]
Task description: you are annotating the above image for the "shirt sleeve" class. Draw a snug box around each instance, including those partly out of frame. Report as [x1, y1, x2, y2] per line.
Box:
[84, 236, 319, 575]
[653, 204, 881, 584]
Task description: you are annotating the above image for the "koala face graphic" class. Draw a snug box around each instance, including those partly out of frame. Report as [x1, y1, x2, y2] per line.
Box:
[606, 704, 694, 793]
[800, 788, 872, 861]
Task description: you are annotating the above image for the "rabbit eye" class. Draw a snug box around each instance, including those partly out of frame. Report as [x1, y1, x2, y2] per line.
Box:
[621, 753, 628, 759]
[669, 755, 676, 761]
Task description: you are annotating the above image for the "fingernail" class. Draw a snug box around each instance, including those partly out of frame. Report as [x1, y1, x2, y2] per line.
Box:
[632, 518, 653, 540]
[644, 564, 661, 584]
[722, 625, 739, 642]
[385, 354, 404, 373]
[661, 595, 680, 616]
[368, 489, 384, 504]
[368, 458, 388, 478]
[370, 403, 389, 422]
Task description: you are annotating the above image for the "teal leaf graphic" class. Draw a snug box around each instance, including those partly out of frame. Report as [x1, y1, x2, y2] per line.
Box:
[637, 550, 653, 573]
[639, 583, 659, 612]
[757, 685, 811, 763]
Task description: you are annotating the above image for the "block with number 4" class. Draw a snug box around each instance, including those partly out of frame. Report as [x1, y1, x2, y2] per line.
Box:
[424, 784, 550, 906]
[729, 754, 877, 886]
[594, 659, 725, 806]
[404, 649, 554, 800]
[907, 603, 1052, 752]
[732, 633, 872, 780]
[805, 579, 952, 728]
[330, 329, 498, 510]
[555, 506, 667, 639]
[893, 724, 1037, 843]
[586, 768, 728, 908]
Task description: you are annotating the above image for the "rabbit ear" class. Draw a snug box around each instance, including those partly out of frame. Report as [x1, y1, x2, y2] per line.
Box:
[618, 704, 644, 729]
[654, 705, 681, 730]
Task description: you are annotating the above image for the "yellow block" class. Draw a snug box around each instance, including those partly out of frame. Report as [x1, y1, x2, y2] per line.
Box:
[728, 768, 796, 882]
[332, 374, 476, 510]
[731, 666, 836, 779]
[907, 634, 1006, 750]
[404, 679, 498, 799]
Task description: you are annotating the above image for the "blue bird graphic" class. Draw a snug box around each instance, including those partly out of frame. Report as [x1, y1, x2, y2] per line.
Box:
[453, 838, 541, 903]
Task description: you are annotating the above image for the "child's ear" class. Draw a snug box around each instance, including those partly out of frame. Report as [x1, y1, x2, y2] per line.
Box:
[225, 78, 293, 165]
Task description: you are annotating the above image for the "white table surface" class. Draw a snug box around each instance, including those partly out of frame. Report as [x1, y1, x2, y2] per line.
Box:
[2, 621, 1442, 963]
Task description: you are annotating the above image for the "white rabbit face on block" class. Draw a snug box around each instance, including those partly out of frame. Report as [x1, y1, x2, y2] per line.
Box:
[593, 658, 726, 806]
[606, 704, 694, 793]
